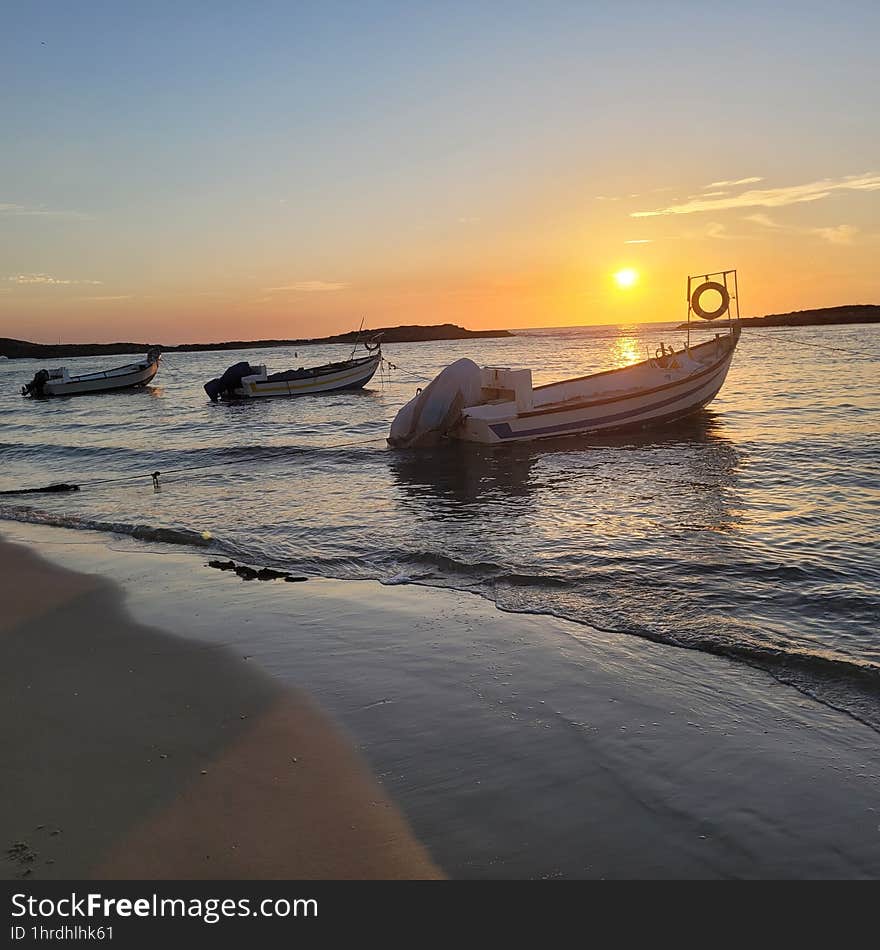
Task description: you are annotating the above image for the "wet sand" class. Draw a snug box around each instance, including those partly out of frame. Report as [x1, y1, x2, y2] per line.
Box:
[2, 522, 880, 879]
[0, 535, 441, 879]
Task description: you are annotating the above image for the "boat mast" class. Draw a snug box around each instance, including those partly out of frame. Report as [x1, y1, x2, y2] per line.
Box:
[349, 316, 366, 361]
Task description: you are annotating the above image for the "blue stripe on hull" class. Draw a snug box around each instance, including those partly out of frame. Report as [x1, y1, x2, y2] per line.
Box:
[489, 365, 728, 441]
[335, 372, 377, 391]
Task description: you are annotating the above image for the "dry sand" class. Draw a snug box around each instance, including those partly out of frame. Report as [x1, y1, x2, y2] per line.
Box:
[0, 535, 441, 879]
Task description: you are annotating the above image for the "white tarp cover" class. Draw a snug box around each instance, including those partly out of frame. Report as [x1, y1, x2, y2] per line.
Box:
[388, 358, 483, 447]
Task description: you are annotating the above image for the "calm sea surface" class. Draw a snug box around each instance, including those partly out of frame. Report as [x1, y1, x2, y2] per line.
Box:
[2, 322, 878, 725]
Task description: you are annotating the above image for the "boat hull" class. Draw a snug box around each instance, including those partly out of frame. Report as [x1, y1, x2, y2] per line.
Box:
[454, 329, 739, 444]
[40, 359, 160, 397]
[233, 353, 381, 398]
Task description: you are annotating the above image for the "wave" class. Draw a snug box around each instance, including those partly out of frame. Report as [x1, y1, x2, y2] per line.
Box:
[2, 504, 879, 733]
[0, 506, 214, 549]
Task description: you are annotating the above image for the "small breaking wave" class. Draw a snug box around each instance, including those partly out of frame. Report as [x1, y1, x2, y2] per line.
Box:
[0, 505, 215, 549]
[3, 503, 879, 734]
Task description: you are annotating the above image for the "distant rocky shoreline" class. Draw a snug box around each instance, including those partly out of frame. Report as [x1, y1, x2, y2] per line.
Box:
[4, 304, 877, 360]
[0, 323, 513, 360]
[678, 304, 880, 330]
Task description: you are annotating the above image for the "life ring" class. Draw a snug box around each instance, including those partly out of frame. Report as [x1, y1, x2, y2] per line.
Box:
[691, 280, 730, 320]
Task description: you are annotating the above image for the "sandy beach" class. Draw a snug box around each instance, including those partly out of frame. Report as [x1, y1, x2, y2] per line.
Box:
[1, 520, 879, 879]
[0, 529, 441, 879]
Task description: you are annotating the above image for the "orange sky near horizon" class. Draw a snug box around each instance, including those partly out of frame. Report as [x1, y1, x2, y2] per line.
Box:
[6, 228, 876, 345]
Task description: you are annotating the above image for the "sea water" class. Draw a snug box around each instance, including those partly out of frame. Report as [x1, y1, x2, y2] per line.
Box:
[2, 322, 878, 726]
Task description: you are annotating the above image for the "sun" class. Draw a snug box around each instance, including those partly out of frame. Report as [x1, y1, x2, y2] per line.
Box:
[614, 268, 639, 289]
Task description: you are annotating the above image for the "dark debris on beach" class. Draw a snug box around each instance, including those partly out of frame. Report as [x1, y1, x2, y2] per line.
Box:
[207, 559, 308, 583]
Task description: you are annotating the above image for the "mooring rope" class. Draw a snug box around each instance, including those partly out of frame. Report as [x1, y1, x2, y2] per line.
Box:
[382, 357, 431, 384]
[0, 435, 389, 496]
[765, 335, 878, 359]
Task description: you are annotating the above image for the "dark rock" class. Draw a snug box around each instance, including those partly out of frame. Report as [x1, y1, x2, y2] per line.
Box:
[677, 303, 880, 330]
[255, 567, 289, 581]
[207, 560, 236, 571]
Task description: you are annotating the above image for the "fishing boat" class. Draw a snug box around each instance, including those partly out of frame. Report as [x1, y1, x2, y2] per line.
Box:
[389, 270, 742, 446]
[204, 346, 381, 400]
[21, 348, 161, 398]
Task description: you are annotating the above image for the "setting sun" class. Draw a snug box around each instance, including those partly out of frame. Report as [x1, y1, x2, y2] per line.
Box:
[614, 268, 639, 289]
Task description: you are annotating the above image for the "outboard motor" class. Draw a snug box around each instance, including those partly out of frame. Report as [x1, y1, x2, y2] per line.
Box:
[204, 361, 259, 402]
[388, 358, 483, 447]
[21, 369, 50, 398]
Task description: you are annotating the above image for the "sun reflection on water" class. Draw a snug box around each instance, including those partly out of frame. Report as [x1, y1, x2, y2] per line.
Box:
[612, 330, 644, 368]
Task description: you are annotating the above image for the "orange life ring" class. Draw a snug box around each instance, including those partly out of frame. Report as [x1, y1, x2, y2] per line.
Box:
[691, 280, 730, 320]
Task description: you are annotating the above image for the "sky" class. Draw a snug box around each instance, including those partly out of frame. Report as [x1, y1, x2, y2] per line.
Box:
[1, 0, 878, 343]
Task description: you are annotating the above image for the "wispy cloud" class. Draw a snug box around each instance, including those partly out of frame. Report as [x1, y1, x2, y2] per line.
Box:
[633, 174, 880, 217]
[596, 186, 673, 202]
[624, 239, 653, 244]
[745, 212, 860, 244]
[7, 273, 102, 285]
[812, 224, 859, 245]
[743, 212, 784, 229]
[265, 281, 347, 293]
[704, 176, 764, 189]
[82, 294, 134, 301]
[0, 202, 87, 218]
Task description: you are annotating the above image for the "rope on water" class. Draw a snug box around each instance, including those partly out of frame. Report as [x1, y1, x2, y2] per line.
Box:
[382, 357, 431, 384]
[764, 335, 878, 359]
[0, 483, 80, 497]
[0, 436, 388, 497]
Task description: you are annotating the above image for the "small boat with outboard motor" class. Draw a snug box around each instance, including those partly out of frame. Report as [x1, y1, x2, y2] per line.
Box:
[389, 270, 742, 446]
[21, 348, 161, 398]
[204, 342, 382, 401]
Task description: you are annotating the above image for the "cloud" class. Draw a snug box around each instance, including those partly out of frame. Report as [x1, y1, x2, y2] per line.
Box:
[671, 220, 739, 242]
[82, 294, 134, 301]
[744, 212, 859, 244]
[624, 239, 653, 244]
[632, 173, 880, 217]
[265, 281, 347, 293]
[812, 224, 858, 245]
[743, 212, 784, 229]
[7, 273, 102, 285]
[705, 176, 764, 188]
[0, 202, 87, 218]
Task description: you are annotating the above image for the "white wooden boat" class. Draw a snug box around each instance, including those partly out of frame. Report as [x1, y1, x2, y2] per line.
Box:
[204, 349, 381, 401]
[21, 348, 161, 398]
[454, 326, 740, 443]
[390, 270, 742, 446]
